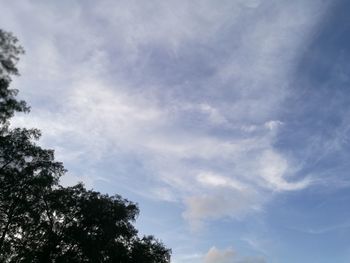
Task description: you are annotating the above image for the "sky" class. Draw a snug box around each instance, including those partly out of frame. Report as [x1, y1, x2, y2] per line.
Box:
[1, 0, 350, 262]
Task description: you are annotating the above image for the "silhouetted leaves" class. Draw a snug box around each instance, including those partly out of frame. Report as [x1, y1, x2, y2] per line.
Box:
[0, 30, 29, 124]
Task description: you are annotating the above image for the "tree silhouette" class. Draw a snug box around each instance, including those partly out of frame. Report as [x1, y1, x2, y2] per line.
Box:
[0, 30, 28, 124]
[0, 29, 171, 263]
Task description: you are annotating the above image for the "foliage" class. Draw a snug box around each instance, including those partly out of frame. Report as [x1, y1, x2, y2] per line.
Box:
[0, 29, 171, 263]
[0, 30, 29, 124]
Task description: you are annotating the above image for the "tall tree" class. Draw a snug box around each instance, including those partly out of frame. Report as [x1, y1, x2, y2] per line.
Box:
[0, 29, 171, 263]
[0, 29, 62, 260]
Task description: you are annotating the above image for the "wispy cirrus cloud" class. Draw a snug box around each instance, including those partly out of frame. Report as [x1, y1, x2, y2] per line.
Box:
[3, 0, 329, 227]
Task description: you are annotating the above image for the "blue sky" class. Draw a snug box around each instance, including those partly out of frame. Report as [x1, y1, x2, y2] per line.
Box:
[1, 0, 350, 262]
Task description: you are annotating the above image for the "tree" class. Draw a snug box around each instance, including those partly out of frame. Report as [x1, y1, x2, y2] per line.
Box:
[0, 30, 63, 260]
[0, 29, 171, 263]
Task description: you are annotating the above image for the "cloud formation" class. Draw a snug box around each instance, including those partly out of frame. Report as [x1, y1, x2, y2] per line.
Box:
[1, 0, 330, 229]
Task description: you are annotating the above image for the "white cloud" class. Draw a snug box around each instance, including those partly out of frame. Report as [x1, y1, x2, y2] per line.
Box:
[197, 172, 247, 191]
[1, 0, 329, 229]
[264, 120, 283, 131]
[258, 150, 311, 191]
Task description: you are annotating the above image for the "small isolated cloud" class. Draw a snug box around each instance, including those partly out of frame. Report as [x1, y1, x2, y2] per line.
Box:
[203, 246, 265, 263]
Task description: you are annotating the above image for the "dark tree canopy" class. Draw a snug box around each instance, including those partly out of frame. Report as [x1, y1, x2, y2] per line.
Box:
[0, 29, 171, 263]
